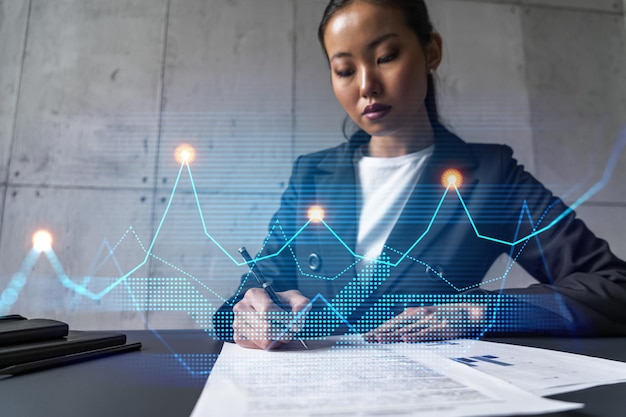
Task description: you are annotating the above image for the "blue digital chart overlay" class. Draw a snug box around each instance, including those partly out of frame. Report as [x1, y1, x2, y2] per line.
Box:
[1, 129, 624, 376]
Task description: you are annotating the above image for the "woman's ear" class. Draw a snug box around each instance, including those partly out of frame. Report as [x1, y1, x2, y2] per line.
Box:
[426, 33, 443, 72]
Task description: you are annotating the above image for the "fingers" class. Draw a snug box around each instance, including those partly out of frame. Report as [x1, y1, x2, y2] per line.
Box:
[398, 309, 466, 342]
[233, 310, 290, 349]
[400, 321, 458, 343]
[280, 290, 312, 314]
[365, 304, 485, 344]
[233, 288, 285, 350]
[278, 290, 312, 333]
[232, 288, 311, 350]
[364, 307, 433, 343]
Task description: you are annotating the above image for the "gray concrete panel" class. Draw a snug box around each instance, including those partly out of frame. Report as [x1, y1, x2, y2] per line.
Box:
[10, 0, 165, 188]
[453, 0, 622, 14]
[0, 0, 28, 182]
[146, 189, 281, 329]
[0, 186, 153, 329]
[294, 0, 347, 157]
[164, 0, 293, 113]
[157, 114, 293, 194]
[576, 205, 626, 261]
[522, 7, 626, 203]
[160, 0, 293, 193]
[520, 0, 621, 13]
[431, 1, 536, 172]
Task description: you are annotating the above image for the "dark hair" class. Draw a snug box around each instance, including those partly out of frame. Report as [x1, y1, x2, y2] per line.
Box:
[317, 0, 442, 140]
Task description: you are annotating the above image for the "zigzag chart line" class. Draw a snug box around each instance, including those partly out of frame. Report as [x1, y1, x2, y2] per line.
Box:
[1, 129, 625, 310]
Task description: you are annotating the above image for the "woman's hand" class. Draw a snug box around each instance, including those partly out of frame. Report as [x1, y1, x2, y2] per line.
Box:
[232, 289, 310, 350]
[364, 303, 486, 343]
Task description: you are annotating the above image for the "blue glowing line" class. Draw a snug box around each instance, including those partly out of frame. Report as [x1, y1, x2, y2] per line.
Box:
[0, 249, 40, 315]
[274, 293, 360, 340]
[196, 127, 622, 268]
[7, 129, 623, 303]
[72, 239, 124, 307]
[185, 159, 314, 266]
[456, 129, 626, 247]
[316, 187, 452, 268]
[39, 162, 188, 301]
[186, 161, 240, 265]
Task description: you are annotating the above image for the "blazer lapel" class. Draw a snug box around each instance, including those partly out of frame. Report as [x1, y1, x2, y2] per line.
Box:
[309, 141, 361, 290]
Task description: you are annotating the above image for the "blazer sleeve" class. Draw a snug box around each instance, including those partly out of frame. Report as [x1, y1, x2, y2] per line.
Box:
[478, 146, 626, 336]
[213, 157, 303, 340]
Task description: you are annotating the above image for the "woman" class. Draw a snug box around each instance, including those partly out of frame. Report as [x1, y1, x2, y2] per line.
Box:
[214, 0, 626, 350]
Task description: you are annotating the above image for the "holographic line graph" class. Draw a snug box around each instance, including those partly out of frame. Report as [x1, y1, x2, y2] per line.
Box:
[7, 197, 536, 313]
[1, 129, 625, 310]
[184, 128, 626, 269]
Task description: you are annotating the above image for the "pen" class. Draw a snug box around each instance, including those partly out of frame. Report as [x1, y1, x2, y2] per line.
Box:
[238, 247, 309, 350]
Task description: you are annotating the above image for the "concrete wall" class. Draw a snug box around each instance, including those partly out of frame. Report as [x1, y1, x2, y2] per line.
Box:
[0, 0, 624, 329]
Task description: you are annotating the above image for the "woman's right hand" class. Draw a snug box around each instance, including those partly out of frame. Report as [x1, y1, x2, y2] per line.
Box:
[232, 289, 310, 350]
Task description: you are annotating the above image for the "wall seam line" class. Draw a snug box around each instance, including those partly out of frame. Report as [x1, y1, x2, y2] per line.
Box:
[145, 0, 172, 330]
[0, 0, 33, 251]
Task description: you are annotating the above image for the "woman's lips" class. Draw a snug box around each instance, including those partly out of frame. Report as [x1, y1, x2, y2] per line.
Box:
[362, 103, 392, 121]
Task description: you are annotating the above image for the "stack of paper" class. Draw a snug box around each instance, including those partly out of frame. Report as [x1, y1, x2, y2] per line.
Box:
[190, 336, 626, 417]
[417, 339, 626, 396]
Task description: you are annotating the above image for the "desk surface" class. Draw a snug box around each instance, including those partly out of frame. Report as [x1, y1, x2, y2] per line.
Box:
[1, 330, 625, 417]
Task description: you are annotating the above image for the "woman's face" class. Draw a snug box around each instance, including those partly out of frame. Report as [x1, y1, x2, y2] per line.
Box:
[323, 1, 441, 141]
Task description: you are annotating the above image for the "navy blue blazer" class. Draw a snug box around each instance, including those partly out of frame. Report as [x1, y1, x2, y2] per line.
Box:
[214, 128, 626, 339]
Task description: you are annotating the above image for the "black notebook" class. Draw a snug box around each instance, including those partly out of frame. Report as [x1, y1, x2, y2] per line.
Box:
[0, 330, 127, 368]
[0, 315, 69, 347]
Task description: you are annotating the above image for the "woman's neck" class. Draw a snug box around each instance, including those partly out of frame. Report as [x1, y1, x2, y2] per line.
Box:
[366, 129, 435, 158]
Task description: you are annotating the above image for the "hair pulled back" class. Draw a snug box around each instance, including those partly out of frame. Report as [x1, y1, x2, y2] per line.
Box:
[317, 0, 442, 139]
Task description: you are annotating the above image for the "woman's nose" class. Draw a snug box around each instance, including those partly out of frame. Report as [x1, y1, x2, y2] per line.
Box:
[360, 67, 382, 98]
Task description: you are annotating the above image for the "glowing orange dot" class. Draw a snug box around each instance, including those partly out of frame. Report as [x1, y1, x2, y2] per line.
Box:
[441, 168, 463, 188]
[174, 144, 196, 164]
[307, 205, 325, 222]
[32, 230, 53, 252]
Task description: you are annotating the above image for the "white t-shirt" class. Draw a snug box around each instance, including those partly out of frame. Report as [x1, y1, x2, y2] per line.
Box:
[354, 145, 434, 271]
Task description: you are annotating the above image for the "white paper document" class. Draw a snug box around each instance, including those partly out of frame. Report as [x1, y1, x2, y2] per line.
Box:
[191, 337, 581, 417]
[422, 339, 626, 396]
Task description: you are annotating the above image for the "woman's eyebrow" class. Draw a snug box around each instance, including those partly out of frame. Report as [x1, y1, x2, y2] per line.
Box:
[330, 32, 399, 62]
[367, 32, 399, 50]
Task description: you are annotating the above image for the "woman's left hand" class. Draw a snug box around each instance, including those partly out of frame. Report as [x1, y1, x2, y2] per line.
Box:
[363, 303, 486, 343]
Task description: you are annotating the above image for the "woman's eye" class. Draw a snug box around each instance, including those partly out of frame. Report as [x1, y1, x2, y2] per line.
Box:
[335, 69, 355, 78]
[377, 54, 397, 64]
